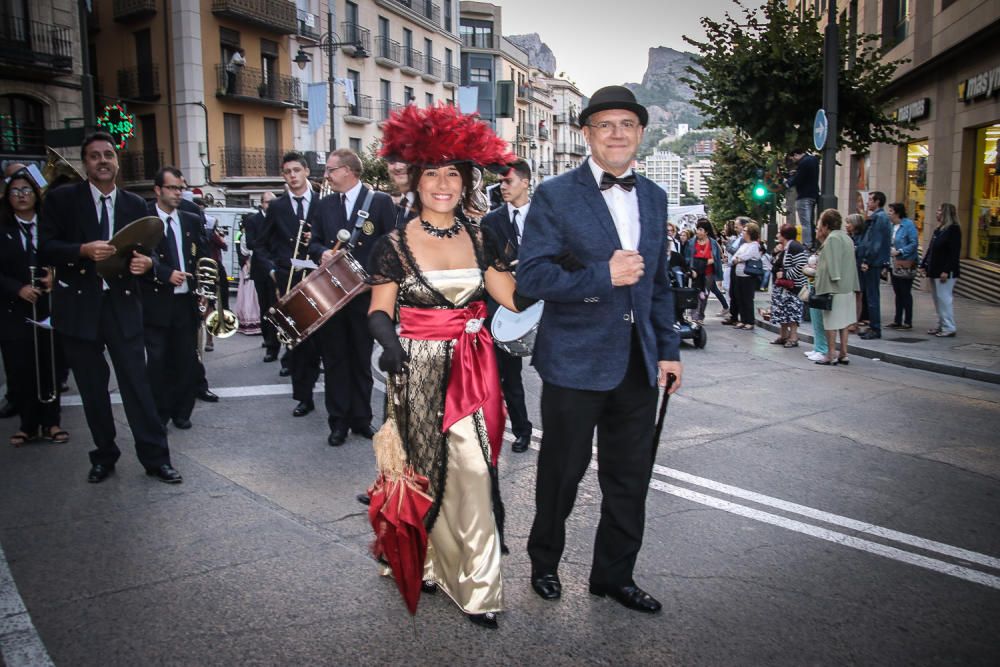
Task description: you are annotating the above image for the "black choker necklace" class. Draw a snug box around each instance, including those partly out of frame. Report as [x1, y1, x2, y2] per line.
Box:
[420, 218, 463, 239]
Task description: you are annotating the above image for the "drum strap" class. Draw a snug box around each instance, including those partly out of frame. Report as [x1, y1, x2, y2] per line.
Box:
[347, 189, 376, 249]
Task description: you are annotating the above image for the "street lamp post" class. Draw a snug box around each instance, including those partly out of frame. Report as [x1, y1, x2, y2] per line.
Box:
[819, 0, 839, 213]
[293, 9, 368, 153]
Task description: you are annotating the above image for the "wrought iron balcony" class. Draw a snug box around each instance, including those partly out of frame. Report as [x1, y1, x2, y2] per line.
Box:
[422, 56, 441, 82]
[571, 143, 587, 156]
[401, 47, 422, 74]
[211, 0, 296, 34]
[113, 0, 156, 22]
[421, 0, 441, 24]
[219, 147, 283, 178]
[296, 9, 319, 40]
[340, 21, 371, 55]
[554, 112, 579, 126]
[375, 35, 401, 65]
[443, 65, 460, 87]
[118, 149, 163, 182]
[460, 33, 499, 49]
[344, 94, 374, 123]
[117, 65, 160, 101]
[0, 13, 73, 75]
[519, 123, 536, 139]
[215, 64, 302, 107]
[376, 99, 402, 123]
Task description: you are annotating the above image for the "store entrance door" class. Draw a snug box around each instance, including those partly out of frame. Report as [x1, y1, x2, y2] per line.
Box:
[904, 140, 929, 237]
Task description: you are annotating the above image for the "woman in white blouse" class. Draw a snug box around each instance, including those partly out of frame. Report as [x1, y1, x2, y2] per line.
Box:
[729, 221, 763, 330]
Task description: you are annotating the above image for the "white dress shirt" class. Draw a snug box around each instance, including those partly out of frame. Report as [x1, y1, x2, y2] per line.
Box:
[507, 201, 530, 241]
[90, 182, 116, 238]
[156, 205, 189, 294]
[589, 159, 639, 251]
[340, 180, 363, 221]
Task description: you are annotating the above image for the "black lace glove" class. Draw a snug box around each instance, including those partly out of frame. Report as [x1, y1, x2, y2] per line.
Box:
[368, 310, 408, 374]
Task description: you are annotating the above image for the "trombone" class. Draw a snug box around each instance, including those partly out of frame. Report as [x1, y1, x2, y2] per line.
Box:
[285, 218, 312, 295]
[29, 266, 58, 403]
[195, 258, 239, 338]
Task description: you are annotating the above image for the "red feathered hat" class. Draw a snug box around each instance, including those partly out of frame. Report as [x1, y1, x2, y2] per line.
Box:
[379, 104, 516, 170]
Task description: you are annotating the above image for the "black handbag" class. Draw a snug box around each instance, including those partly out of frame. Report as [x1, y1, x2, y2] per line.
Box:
[808, 292, 834, 311]
[743, 258, 764, 277]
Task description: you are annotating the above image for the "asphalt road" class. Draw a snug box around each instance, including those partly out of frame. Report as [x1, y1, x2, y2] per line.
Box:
[1, 319, 999, 666]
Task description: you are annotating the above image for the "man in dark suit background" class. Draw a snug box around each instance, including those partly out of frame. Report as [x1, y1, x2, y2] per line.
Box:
[517, 87, 683, 613]
[387, 159, 415, 229]
[242, 190, 278, 362]
[141, 166, 205, 430]
[482, 159, 533, 453]
[308, 148, 395, 446]
[38, 131, 182, 484]
[258, 151, 321, 417]
[177, 188, 219, 403]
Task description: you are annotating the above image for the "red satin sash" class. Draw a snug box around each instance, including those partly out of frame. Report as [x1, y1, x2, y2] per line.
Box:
[398, 300, 506, 465]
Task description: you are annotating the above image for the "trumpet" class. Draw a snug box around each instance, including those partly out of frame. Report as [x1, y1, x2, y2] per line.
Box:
[29, 266, 58, 403]
[195, 258, 239, 338]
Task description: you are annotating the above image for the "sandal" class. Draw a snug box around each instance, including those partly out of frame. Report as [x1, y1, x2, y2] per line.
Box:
[838, 357, 850, 365]
[46, 426, 70, 444]
[10, 431, 33, 447]
[783, 340, 799, 348]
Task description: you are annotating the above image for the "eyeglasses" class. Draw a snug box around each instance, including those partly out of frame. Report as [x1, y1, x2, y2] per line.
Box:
[585, 120, 640, 134]
[325, 164, 348, 174]
[7, 187, 35, 197]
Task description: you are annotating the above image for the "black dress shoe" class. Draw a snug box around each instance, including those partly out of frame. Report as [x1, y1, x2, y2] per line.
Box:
[352, 424, 376, 439]
[421, 580, 438, 594]
[292, 401, 314, 417]
[146, 464, 183, 484]
[356, 493, 371, 505]
[512, 434, 531, 453]
[0, 399, 17, 419]
[468, 612, 498, 629]
[87, 463, 115, 483]
[589, 583, 662, 614]
[263, 352, 278, 363]
[172, 417, 193, 430]
[279, 367, 291, 377]
[197, 389, 219, 403]
[531, 572, 562, 600]
[327, 428, 348, 446]
[859, 330, 881, 340]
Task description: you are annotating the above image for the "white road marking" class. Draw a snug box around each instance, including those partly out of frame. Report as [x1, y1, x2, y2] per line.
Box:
[0, 542, 55, 667]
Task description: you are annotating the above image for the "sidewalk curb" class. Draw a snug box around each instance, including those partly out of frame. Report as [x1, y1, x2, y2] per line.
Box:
[755, 318, 1000, 385]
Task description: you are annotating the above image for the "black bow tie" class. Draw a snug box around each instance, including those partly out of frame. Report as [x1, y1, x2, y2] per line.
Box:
[599, 172, 636, 192]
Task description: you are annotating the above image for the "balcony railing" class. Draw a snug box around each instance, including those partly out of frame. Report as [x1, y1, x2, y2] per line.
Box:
[296, 9, 319, 40]
[538, 125, 549, 140]
[216, 64, 301, 106]
[519, 124, 536, 139]
[117, 65, 160, 101]
[375, 35, 400, 64]
[118, 149, 163, 182]
[113, 0, 156, 22]
[340, 21, 371, 54]
[554, 112, 579, 126]
[211, 0, 296, 34]
[460, 33, 499, 49]
[517, 84, 531, 102]
[401, 47, 422, 72]
[219, 147, 283, 178]
[422, 56, 441, 81]
[421, 0, 441, 24]
[0, 13, 73, 72]
[443, 65, 460, 86]
[344, 94, 374, 122]
[571, 143, 587, 156]
[376, 99, 402, 122]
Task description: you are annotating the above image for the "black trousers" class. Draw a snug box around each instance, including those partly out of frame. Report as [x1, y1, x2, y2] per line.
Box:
[527, 331, 658, 588]
[252, 268, 279, 354]
[61, 296, 170, 468]
[2, 335, 60, 435]
[317, 308, 374, 431]
[732, 274, 759, 325]
[289, 336, 321, 404]
[495, 345, 531, 438]
[727, 265, 740, 321]
[144, 294, 200, 423]
[891, 274, 913, 326]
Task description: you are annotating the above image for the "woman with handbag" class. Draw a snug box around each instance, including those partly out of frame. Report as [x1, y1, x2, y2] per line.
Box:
[684, 218, 726, 322]
[886, 202, 918, 330]
[813, 209, 860, 365]
[920, 203, 962, 337]
[768, 224, 807, 347]
[801, 251, 830, 362]
[729, 220, 763, 330]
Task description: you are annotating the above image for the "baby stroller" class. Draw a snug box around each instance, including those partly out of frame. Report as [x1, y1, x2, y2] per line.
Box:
[669, 251, 707, 350]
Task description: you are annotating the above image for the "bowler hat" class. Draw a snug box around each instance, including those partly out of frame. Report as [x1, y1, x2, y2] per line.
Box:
[579, 86, 648, 128]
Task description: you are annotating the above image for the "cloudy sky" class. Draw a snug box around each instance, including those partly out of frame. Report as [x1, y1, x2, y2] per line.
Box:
[496, 0, 738, 94]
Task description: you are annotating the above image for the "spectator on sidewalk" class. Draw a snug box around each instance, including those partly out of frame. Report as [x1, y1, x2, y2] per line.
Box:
[722, 217, 748, 325]
[768, 224, 807, 347]
[887, 202, 919, 330]
[802, 250, 828, 362]
[814, 209, 859, 366]
[685, 218, 724, 323]
[857, 191, 891, 340]
[786, 148, 819, 248]
[921, 203, 962, 338]
[845, 212, 868, 333]
[729, 220, 762, 331]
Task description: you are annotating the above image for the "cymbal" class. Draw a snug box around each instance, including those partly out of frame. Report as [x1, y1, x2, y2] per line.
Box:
[96, 216, 164, 280]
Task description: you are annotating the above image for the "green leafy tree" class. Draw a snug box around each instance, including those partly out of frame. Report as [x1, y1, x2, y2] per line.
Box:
[360, 139, 389, 191]
[682, 0, 912, 155]
[679, 180, 702, 206]
[704, 130, 780, 226]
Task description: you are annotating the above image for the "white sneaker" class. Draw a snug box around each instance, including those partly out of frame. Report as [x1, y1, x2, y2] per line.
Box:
[806, 351, 826, 361]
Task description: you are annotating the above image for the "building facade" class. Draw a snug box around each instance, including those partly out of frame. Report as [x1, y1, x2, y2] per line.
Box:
[642, 150, 683, 207]
[684, 158, 713, 200]
[544, 75, 587, 177]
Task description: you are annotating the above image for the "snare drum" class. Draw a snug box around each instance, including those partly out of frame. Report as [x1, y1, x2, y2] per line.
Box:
[490, 301, 544, 357]
[266, 249, 370, 347]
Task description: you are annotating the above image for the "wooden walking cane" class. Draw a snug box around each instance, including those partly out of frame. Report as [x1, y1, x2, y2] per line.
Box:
[652, 374, 676, 461]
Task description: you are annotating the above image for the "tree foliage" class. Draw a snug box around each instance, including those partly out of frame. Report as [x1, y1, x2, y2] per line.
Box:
[360, 139, 390, 191]
[682, 0, 912, 155]
[704, 130, 779, 226]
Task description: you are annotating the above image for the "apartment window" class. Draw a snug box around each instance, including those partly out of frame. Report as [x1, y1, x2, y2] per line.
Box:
[345, 1, 358, 25]
[881, 0, 909, 47]
[425, 93, 434, 107]
[444, 0, 452, 32]
[223, 113, 243, 176]
[445, 47, 453, 71]
[378, 15, 389, 46]
[348, 69, 361, 115]
[469, 67, 490, 83]
[349, 137, 361, 153]
[380, 79, 391, 118]
[404, 85, 414, 105]
[261, 39, 278, 99]
[424, 37, 433, 70]
[403, 28, 413, 67]
[139, 114, 158, 179]
[459, 19, 493, 48]
[0, 95, 45, 155]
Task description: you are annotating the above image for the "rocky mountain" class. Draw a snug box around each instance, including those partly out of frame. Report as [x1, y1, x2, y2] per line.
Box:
[506, 33, 556, 75]
[626, 47, 704, 132]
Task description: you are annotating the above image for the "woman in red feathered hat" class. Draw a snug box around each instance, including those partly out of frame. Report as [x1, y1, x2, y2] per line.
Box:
[365, 104, 536, 629]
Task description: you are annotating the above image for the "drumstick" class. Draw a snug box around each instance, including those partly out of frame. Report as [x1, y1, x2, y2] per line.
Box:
[331, 229, 351, 255]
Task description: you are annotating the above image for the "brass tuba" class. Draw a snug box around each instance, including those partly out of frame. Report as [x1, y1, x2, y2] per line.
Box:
[195, 258, 239, 338]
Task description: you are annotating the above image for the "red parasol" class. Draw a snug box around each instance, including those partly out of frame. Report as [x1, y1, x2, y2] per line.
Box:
[367, 375, 434, 614]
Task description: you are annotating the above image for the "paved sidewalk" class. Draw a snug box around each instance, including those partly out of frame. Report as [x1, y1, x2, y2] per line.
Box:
[752, 282, 1000, 383]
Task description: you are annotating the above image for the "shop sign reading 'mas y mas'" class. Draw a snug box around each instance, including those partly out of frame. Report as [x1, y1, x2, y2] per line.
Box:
[958, 64, 1000, 104]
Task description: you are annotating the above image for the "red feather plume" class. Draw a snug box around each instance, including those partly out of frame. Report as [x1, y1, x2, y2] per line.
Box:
[379, 104, 516, 168]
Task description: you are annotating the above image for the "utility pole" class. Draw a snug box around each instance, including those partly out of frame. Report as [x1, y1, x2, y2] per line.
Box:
[328, 4, 337, 152]
[819, 0, 839, 213]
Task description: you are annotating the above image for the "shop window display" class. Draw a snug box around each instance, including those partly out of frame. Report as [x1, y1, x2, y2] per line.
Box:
[971, 123, 1000, 265]
[904, 140, 928, 236]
